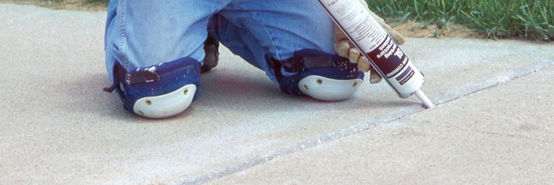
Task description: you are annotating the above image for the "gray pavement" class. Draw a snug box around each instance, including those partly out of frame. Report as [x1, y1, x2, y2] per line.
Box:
[211, 68, 554, 185]
[1, 3, 553, 185]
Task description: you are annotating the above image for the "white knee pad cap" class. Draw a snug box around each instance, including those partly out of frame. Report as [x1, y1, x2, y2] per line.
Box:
[133, 84, 196, 119]
[298, 75, 363, 101]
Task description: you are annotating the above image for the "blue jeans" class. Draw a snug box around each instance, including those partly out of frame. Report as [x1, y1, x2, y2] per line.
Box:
[105, 0, 337, 83]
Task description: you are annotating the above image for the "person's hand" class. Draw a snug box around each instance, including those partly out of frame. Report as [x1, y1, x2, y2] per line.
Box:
[334, 0, 405, 84]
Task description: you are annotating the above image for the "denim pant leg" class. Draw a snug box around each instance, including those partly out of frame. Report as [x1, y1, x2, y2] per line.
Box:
[104, 0, 230, 83]
[208, 0, 336, 82]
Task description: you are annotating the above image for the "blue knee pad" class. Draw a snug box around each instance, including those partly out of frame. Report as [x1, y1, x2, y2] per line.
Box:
[104, 57, 201, 118]
[266, 49, 364, 101]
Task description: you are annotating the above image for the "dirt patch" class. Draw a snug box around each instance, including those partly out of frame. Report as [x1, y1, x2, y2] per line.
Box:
[0, 0, 107, 11]
[1, 0, 483, 39]
[393, 20, 484, 39]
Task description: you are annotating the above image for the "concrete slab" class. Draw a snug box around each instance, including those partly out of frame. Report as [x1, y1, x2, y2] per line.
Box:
[0, 3, 553, 185]
[210, 68, 554, 185]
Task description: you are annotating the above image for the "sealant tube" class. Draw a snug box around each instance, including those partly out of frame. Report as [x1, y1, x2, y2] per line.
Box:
[317, 0, 435, 108]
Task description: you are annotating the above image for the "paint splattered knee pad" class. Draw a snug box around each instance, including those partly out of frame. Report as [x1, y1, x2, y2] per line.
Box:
[266, 49, 364, 101]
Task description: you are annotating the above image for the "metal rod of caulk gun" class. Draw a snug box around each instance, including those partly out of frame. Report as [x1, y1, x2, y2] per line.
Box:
[317, 0, 435, 108]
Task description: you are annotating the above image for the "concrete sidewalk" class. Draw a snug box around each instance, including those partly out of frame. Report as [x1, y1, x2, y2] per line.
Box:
[1, 3, 553, 185]
[211, 68, 554, 185]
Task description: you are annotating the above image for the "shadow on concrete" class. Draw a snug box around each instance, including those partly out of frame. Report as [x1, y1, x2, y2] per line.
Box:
[59, 66, 418, 125]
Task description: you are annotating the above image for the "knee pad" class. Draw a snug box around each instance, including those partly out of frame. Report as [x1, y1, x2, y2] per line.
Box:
[104, 58, 201, 118]
[266, 49, 364, 101]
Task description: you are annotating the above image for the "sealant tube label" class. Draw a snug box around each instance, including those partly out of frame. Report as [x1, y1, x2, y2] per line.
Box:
[318, 0, 425, 98]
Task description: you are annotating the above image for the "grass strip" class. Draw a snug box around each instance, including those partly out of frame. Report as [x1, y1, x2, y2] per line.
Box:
[367, 0, 553, 41]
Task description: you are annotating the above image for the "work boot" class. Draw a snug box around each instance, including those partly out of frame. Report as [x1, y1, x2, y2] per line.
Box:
[201, 36, 219, 73]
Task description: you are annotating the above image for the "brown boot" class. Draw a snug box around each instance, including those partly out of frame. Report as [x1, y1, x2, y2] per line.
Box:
[201, 35, 219, 72]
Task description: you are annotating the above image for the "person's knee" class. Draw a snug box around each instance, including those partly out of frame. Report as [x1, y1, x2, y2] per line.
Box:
[265, 49, 364, 101]
[103, 57, 202, 118]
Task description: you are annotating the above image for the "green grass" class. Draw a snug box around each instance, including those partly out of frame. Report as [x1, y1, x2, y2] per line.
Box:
[367, 0, 553, 41]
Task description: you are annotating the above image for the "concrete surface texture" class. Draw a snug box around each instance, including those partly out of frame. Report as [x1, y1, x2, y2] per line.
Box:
[0, 3, 553, 185]
[211, 68, 554, 185]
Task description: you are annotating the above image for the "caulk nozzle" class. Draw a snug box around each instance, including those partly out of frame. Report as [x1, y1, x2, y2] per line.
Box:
[415, 89, 435, 109]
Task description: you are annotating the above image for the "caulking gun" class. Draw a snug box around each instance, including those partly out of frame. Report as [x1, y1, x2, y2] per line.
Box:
[317, 0, 435, 108]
